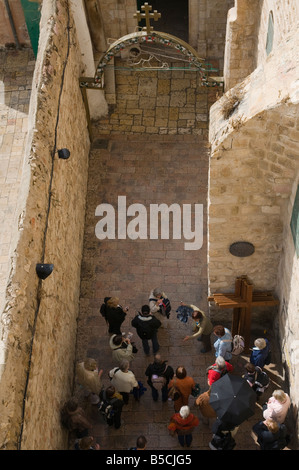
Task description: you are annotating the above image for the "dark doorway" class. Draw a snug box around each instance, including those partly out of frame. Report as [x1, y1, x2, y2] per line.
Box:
[136, 0, 188, 43]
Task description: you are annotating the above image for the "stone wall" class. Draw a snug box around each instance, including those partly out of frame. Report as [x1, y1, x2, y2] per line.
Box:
[0, 0, 91, 449]
[195, 0, 234, 74]
[276, 176, 299, 437]
[95, 58, 218, 136]
[224, 0, 298, 91]
[208, 20, 299, 440]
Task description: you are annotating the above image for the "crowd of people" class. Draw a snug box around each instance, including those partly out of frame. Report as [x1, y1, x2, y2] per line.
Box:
[61, 289, 292, 451]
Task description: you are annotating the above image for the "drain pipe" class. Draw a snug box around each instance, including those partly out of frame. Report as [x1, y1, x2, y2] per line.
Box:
[4, 0, 21, 49]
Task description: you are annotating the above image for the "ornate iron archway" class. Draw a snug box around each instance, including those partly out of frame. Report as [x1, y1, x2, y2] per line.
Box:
[80, 2, 222, 89]
[79, 3, 223, 135]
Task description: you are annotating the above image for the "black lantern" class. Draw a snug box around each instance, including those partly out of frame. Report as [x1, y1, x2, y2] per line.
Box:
[58, 148, 70, 159]
[36, 263, 54, 279]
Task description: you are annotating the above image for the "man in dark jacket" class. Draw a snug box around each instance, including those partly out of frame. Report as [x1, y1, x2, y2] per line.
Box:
[145, 354, 174, 401]
[131, 305, 161, 355]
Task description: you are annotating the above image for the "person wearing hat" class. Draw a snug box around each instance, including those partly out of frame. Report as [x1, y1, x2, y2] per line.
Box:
[131, 305, 162, 355]
[168, 405, 199, 447]
[250, 337, 271, 368]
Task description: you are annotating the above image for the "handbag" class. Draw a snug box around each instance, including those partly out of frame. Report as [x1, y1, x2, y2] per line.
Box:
[168, 378, 181, 401]
[191, 383, 201, 397]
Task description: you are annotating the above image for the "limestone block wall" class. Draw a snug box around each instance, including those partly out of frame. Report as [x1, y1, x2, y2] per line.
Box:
[256, 0, 299, 66]
[208, 27, 299, 319]
[195, 0, 234, 74]
[276, 177, 299, 434]
[98, 0, 137, 40]
[208, 25, 299, 438]
[224, 0, 298, 91]
[223, 0, 262, 91]
[0, 0, 90, 449]
[96, 58, 217, 137]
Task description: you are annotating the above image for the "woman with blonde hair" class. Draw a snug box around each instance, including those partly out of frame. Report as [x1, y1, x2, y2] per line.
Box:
[252, 417, 289, 450]
[105, 297, 128, 335]
[76, 358, 103, 404]
[250, 337, 271, 368]
[263, 389, 291, 424]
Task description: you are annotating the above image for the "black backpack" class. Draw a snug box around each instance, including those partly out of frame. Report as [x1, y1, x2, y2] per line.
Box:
[137, 320, 153, 339]
[149, 297, 171, 318]
[210, 432, 236, 450]
[100, 297, 111, 319]
[98, 391, 117, 422]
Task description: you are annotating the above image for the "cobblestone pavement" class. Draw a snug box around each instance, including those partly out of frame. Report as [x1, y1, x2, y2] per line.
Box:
[75, 133, 293, 451]
[0, 48, 35, 313]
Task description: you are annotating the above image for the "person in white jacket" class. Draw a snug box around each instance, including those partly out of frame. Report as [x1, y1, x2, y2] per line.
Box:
[109, 359, 138, 404]
[263, 389, 291, 424]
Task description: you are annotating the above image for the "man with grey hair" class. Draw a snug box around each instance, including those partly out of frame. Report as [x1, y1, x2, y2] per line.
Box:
[149, 288, 171, 318]
[207, 356, 233, 386]
[168, 405, 199, 447]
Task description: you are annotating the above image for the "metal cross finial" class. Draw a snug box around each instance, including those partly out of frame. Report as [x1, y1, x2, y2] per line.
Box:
[134, 2, 161, 34]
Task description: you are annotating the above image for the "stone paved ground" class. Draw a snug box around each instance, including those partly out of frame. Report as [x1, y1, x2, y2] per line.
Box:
[75, 133, 294, 451]
[0, 48, 35, 314]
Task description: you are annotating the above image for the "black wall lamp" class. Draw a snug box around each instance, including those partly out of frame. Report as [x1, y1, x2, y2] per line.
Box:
[36, 264, 54, 279]
[58, 148, 70, 159]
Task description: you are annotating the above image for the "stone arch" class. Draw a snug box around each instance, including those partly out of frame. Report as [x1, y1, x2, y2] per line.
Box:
[94, 30, 218, 87]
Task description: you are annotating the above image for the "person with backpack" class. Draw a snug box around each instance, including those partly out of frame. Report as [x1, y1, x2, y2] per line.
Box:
[207, 356, 234, 386]
[131, 305, 161, 355]
[213, 325, 233, 361]
[145, 354, 174, 402]
[149, 288, 171, 318]
[243, 362, 269, 401]
[250, 337, 271, 368]
[252, 418, 289, 450]
[98, 385, 124, 429]
[182, 304, 213, 353]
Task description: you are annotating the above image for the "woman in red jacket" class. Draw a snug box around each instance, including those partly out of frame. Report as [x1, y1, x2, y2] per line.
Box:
[168, 406, 199, 447]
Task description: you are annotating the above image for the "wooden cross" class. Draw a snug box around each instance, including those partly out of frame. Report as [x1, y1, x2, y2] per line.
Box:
[134, 3, 161, 34]
[208, 276, 279, 354]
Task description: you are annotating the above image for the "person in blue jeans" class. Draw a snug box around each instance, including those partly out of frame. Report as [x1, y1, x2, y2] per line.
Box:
[168, 406, 199, 447]
[131, 305, 161, 355]
[213, 325, 233, 361]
